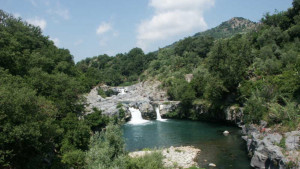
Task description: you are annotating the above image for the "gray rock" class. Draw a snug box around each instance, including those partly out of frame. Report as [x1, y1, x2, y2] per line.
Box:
[151, 101, 180, 117]
[243, 124, 300, 169]
[225, 106, 243, 124]
[84, 81, 179, 120]
[263, 133, 282, 145]
[285, 131, 300, 151]
[250, 151, 268, 168]
[260, 120, 268, 128]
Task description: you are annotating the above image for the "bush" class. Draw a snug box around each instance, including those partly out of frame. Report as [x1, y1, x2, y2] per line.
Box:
[244, 92, 268, 123]
[85, 108, 110, 132]
[279, 136, 286, 149]
[127, 152, 165, 169]
[105, 89, 118, 97]
[97, 88, 118, 98]
[85, 124, 127, 169]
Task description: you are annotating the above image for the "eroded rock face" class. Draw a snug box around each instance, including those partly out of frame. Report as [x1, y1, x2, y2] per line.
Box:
[84, 81, 179, 120]
[225, 106, 244, 125]
[242, 124, 300, 169]
[285, 131, 300, 151]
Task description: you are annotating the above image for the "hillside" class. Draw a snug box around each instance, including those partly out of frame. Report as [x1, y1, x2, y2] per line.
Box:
[0, 0, 300, 168]
[164, 17, 258, 50]
[76, 17, 258, 87]
[194, 17, 258, 39]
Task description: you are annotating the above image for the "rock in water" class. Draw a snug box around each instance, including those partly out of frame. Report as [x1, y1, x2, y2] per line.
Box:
[223, 130, 229, 136]
[208, 163, 216, 167]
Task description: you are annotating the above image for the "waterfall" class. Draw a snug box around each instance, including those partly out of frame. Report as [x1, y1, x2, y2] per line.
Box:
[155, 106, 167, 121]
[119, 89, 126, 95]
[128, 107, 149, 125]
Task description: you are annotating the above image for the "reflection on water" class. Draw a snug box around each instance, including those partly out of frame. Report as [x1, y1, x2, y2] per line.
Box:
[122, 119, 252, 169]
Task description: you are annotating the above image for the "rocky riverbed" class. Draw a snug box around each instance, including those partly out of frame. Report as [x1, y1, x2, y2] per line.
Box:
[241, 123, 300, 169]
[129, 146, 201, 169]
[225, 105, 300, 169]
[84, 80, 179, 119]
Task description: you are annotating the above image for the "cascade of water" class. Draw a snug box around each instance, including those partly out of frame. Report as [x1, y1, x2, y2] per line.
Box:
[128, 107, 149, 124]
[155, 106, 167, 121]
[119, 89, 126, 95]
[155, 106, 162, 120]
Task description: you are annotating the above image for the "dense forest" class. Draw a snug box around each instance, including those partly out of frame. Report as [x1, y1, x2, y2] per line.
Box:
[76, 48, 156, 87]
[0, 0, 300, 168]
[144, 1, 300, 131]
[0, 10, 164, 169]
[79, 0, 300, 130]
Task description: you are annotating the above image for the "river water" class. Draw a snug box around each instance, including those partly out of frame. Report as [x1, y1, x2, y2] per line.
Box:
[123, 119, 252, 169]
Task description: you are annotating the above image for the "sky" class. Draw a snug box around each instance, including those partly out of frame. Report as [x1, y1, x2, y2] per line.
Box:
[1, 0, 294, 62]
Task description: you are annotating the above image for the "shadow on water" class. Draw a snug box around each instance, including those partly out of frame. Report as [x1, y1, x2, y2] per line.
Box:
[122, 119, 253, 169]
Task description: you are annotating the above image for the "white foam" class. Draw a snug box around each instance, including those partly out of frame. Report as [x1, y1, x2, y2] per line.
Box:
[155, 106, 167, 122]
[128, 107, 149, 125]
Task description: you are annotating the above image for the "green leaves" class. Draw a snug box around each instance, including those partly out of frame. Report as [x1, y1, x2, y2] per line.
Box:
[0, 70, 59, 168]
[0, 10, 91, 168]
[76, 47, 154, 87]
[85, 124, 126, 169]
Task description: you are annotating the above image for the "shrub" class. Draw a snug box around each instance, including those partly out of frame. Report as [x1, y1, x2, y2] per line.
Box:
[97, 88, 107, 98]
[244, 92, 268, 124]
[127, 152, 165, 169]
[279, 137, 286, 149]
[85, 124, 127, 169]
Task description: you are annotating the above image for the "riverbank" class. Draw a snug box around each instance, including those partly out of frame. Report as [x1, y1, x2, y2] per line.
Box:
[241, 123, 300, 169]
[123, 119, 252, 169]
[129, 146, 201, 169]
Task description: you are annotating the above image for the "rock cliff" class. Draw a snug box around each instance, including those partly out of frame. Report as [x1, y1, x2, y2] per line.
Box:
[84, 81, 179, 120]
[225, 105, 299, 169]
[241, 123, 300, 169]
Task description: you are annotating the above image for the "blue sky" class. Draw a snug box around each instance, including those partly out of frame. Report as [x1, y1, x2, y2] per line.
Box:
[1, 0, 294, 62]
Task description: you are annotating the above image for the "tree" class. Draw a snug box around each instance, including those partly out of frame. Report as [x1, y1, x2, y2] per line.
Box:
[0, 69, 59, 168]
[85, 124, 127, 169]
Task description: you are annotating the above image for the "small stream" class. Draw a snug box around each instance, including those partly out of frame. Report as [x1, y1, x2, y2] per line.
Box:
[123, 119, 252, 169]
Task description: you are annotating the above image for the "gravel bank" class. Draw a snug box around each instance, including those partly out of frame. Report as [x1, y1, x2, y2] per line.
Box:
[129, 146, 201, 168]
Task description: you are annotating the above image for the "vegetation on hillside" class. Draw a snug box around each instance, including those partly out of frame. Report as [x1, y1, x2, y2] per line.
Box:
[0, 0, 299, 168]
[0, 10, 164, 169]
[144, 1, 300, 130]
[194, 17, 258, 39]
[76, 48, 156, 87]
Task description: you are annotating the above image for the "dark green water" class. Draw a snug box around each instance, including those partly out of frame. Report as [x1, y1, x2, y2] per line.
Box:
[122, 119, 252, 169]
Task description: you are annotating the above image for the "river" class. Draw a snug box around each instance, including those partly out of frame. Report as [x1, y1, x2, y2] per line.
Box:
[123, 119, 252, 169]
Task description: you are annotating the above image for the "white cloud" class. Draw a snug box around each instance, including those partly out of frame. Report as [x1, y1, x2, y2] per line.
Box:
[74, 39, 83, 46]
[47, 8, 70, 20]
[99, 38, 108, 47]
[46, 1, 70, 20]
[44, 0, 50, 6]
[26, 17, 47, 30]
[13, 13, 21, 18]
[137, 0, 215, 50]
[29, 0, 37, 7]
[96, 22, 112, 35]
[50, 37, 60, 46]
[113, 31, 119, 37]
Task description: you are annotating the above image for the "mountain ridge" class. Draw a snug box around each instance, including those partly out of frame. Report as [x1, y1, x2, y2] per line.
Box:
[194, 17, 258, 39]
[164, 17, 258, 49]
